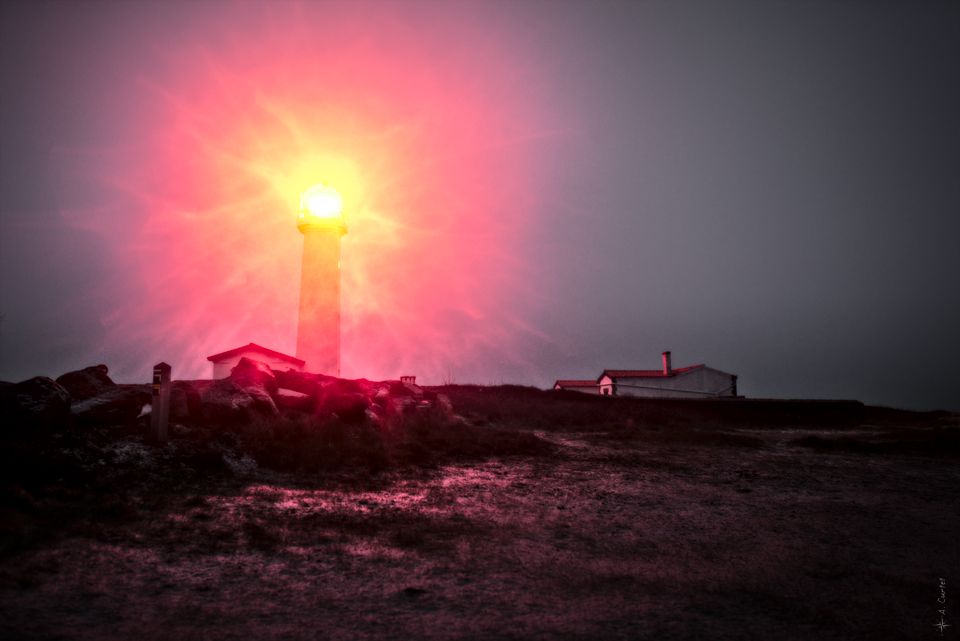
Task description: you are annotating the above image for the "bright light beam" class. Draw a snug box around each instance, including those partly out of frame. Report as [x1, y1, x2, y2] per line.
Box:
[300, 184, 344, 221]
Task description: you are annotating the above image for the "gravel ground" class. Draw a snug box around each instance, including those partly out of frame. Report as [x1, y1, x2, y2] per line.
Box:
[1, 425, 957, 640]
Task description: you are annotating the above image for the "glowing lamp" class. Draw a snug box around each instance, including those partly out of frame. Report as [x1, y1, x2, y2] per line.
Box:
[297, 184, 346, 235]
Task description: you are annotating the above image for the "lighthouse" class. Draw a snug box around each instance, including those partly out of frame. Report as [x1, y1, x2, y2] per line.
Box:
[295, 184, 347, 375]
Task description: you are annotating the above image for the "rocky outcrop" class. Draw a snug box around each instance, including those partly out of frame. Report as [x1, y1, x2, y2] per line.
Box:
[266, 369, 448, 427]
[1, 361, 462, 439]
[55, 364, 115, 402]
[273, 369, 335, 397]
[198, 357, 290, 424]
[316, 390, 369, 425]
[71, 384, 151, 426]
[275, 389, 312, 413]
[230, 358, 278, 396]
[244, 385, 280, 417]
[2, 377, 72, 429]
[200, 378, 278, 424]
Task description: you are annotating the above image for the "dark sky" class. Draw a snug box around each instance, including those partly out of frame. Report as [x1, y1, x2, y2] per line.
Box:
[2, 1, 958, 410]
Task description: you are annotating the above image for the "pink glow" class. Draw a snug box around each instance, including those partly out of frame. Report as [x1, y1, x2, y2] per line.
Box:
[55, 3, 564, 383]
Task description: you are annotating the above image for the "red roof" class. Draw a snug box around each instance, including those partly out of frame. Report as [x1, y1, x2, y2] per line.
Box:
[554, 379, 598, 388]
[598, 364, 704, 381]
[206, 342, 305, 366]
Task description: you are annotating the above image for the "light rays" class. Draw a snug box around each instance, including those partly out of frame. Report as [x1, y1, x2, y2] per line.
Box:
[56, 2, 559, 383]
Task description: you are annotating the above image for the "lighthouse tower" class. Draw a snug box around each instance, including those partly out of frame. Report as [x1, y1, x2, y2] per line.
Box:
[295, 184, 347, 375]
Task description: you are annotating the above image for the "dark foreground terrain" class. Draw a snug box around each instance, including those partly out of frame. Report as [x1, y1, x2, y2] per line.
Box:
[1, 379, 958, 640]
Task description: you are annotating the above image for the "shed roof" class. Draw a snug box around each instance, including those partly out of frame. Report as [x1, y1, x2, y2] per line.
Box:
[206, 342, 305, 366]
[554, 379, 599, 388]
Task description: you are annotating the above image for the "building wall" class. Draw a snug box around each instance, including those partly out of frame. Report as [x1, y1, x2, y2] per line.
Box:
[602, 367, 737, 398]
[211, 351, 304, 380]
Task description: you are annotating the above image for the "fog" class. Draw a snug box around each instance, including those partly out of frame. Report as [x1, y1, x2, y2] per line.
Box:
[2, 1, 958, 410]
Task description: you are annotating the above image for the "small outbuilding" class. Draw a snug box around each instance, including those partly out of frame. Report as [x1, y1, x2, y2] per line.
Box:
[206, 343, 305, 380]
[597, 351, 737, 398]
[553, 379, 600, 394]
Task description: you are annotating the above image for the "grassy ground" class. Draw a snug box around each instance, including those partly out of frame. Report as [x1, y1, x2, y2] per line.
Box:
[0, 387, 957, 640]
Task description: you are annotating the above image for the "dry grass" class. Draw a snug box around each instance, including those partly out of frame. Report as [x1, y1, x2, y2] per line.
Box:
[2, 441, 956, 641]
[237, 410, 553, 474]
[432, 384, 869, 431]
[791, 426, 960, 456]
[1, 385, 957, 640]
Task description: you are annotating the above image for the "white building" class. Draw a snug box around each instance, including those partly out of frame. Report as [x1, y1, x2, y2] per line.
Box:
[206, 343, 305, 380]
[597, 351, 738, 398]
[553, 379, 600, 394]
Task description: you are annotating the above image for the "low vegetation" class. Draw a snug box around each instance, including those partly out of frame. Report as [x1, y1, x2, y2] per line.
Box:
[237, 408, 553, 474]
[791, 425, 960, 456]
[1, 378, 958, 641]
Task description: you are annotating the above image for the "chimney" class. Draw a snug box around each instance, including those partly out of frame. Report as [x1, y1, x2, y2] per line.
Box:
[661, 351, 672, 375]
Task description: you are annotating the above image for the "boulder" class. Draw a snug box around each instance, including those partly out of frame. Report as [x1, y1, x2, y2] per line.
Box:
[230, 358, 278, 396]
[71, 385, 151, 426]
[55, 364, 115, 402]
[2, 377, 71, 429]
[275, 388, 313, 413]
[273, 369, 335, 396]
[316, 391, 369, 425]
[244, 385, 280, 417]
[321, 378, 370, 399]
[201, 378, 278, 424]
[170, 381, 202, 421]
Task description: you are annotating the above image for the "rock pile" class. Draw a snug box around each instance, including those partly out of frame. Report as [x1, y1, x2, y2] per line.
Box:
[195, 357, 452, 428]
[0, 377, 72, 429]
[2, 357, 455, 432]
